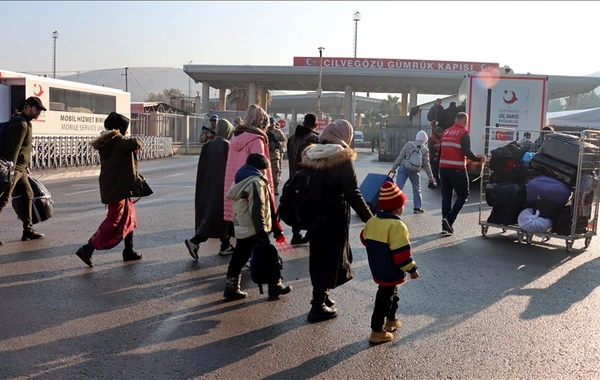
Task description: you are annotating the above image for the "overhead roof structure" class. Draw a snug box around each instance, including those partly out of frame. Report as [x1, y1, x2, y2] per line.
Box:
[268, 92, 382, 114]
[184, 65, 600, 100]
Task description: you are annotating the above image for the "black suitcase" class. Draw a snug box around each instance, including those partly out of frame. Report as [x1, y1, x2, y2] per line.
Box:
[530, 153, 577, 186]
[358, 172, 394, 213]
[485, 183, 526, 207]
[540, 133, 599, 168]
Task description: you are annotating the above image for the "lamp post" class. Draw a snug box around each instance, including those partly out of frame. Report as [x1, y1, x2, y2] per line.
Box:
[351, 11, 360, 125]
[52, 31, 59, 79]
[317, 47, 325, 115]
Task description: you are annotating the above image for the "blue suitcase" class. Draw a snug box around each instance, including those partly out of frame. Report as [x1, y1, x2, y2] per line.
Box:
[359, 172, 394, 213]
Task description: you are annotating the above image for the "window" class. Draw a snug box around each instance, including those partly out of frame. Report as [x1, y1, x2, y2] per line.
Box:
[49, 87, 116, 115]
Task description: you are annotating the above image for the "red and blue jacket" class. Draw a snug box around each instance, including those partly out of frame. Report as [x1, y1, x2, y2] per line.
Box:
[360, 211, 417, 286]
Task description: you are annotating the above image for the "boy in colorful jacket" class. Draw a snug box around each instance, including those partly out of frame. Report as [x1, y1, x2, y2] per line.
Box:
[224, 153, 292, 301]
[360, 181, 420, 344]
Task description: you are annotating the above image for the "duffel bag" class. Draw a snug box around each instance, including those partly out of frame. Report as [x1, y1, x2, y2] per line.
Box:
[526, 175, 572, 205]
[12, 176, 54, 224]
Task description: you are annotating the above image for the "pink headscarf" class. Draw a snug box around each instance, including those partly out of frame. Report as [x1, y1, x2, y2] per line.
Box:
[318, 119, 354, 147]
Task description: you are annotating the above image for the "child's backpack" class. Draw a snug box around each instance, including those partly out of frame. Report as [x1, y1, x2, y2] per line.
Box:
[250, 243, 283, 294]
[404, 142, 423, 173]
[0, 115, 26, 153]
[278, 166, 322, 230]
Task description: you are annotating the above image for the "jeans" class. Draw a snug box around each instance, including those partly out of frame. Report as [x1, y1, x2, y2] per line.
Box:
[0, 170, 33, 231]
[370, 285, 399, 331]
[440, 168, 470, 226]
[396, 164, 422, 209]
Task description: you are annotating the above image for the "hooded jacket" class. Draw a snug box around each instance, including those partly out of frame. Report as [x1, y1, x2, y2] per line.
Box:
[287, 124, 319, 175]
[226, 164, 271, 239]
[223, 124, 275, 222]
[91, 130, 143, 204]
[391, 137, 434, 180]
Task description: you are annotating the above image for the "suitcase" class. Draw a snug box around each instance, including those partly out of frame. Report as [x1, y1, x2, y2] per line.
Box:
[530, 153, 578, 186]
[485, 183, 526, 207]
[487, 205, 522, 226]
[552, 206, 588, 236]
[359, 172, 394, 213]
[540, 133, 599, 168]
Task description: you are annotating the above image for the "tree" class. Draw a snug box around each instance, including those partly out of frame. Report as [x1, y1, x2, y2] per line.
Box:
[145, 87, 185, 103]
[226, 89, 272, 111]
[379, 95, 402, 117]
[575, 91, 600, 110]
[548, 98, 566, 112]
[361, 109, 386, 141]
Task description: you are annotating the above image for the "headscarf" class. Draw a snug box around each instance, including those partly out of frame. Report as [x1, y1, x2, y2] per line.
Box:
[318, 119, 353, 147]
[104, 111, 130, 135]
[216, 119, 234, 140]
[416, 130, 428, 144]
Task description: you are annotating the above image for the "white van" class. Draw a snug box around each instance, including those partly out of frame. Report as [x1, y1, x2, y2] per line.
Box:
[354, 130, 364, 144]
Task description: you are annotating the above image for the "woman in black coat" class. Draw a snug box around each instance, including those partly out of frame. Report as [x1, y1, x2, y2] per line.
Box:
[300, 119, 373, 322]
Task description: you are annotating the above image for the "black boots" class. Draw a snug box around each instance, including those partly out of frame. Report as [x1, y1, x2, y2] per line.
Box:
[123, 232, 142, 262]
[223, 275, 248, 300]
[267, 278, 292, 300]
[308, 288, 338, 322]
[22, 229, 45, 241]
[76, 244, 95, 267]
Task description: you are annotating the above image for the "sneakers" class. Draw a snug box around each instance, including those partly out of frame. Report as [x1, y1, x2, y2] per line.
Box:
[369, 329, 394, 344]
[184, 239, 199, 260]
[442, 218, 454, 236]
[428, 183, 438, 189]
[21, 229, 45, 241]
[384, 318, 402, 332]
[413, 208, 425, 214]
[218, 244, 234, 256]
[290, 233, 309, 245]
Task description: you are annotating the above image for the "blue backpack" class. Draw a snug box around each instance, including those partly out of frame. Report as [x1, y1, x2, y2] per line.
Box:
[0, 115, 26, 154]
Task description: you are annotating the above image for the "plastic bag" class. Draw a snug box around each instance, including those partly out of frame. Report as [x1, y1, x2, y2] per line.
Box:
[518, 208, 553, 233]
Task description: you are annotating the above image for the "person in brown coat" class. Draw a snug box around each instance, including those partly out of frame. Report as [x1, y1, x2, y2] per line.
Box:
[301, 119, 373, 322]
[75, 112, 144, 267]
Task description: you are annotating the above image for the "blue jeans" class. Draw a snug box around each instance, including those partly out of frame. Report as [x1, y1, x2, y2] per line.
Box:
[440, 168, 470, 226]
[396, 164, 422, 209]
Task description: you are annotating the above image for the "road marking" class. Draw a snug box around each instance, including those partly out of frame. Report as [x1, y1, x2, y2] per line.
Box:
[165, 173, 183, 178]
[64, 189, 98, 196]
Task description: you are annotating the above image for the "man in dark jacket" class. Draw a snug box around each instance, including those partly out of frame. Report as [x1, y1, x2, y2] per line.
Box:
[443, 101, 459, 130]
[427, 98, 445, 129]
[0, 97, 47, 244]
[286, 113, 319, 245]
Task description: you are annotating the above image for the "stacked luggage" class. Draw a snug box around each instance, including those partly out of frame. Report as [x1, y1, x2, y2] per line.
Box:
[486, 132, 598, 236]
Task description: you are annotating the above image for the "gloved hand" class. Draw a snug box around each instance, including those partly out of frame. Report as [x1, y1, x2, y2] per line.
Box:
[275, 233, 293, 254]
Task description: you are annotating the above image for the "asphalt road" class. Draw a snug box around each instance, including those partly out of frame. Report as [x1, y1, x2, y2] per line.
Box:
[0, 149, 598, 380]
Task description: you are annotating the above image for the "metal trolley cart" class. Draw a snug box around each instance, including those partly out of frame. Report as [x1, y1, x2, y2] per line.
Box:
[478, 127, 600, 252]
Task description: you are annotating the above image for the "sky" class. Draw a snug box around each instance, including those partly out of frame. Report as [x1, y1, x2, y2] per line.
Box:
[2, 1, 599, 100]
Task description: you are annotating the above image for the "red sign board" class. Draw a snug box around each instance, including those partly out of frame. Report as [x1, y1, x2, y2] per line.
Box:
[277, 119, 286, 129]
[293, 57, 499, 72]
[315, 118, 329, 133]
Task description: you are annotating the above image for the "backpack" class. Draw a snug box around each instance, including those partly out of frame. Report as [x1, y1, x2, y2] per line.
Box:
[0, 115, 26, 153]
[278, 166, 322, 230]
[250, 243, 283, 294]
[404, 142, 423, 173]
[488, 141, 527, 173]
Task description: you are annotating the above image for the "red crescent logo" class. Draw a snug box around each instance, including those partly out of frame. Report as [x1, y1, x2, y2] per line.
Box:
[33, 84, 44, 97]
[306, 58, 316, 66]
[503, 90, 518, 104]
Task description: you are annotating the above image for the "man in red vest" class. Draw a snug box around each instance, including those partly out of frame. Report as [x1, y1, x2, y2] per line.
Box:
[427, 126, 443, 189]
[438, 112, 485, 236]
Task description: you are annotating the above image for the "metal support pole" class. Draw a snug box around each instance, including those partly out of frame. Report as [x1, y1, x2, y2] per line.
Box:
[317, 47, 325, 114]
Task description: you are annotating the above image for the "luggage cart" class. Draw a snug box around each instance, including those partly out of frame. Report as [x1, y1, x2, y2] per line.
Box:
[478, 127, 600, 252]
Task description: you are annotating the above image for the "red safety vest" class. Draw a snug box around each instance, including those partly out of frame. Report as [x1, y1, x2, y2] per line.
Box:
[439, 124, 468, 170]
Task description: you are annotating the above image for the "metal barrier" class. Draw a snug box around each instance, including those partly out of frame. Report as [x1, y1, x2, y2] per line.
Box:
[130, 113, 206, 145]
[30, 135, 173, 169]
[379, 124, 425, 162]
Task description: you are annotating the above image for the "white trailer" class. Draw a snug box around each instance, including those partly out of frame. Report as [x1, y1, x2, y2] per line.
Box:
[0, 69, 130, 136]
[458, 72, 549, 177]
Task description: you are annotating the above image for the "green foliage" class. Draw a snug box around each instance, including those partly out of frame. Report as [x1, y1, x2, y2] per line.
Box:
[379, 95, 402, 117]
[361, 109, 386, 140]
[145, 87, 185, 102]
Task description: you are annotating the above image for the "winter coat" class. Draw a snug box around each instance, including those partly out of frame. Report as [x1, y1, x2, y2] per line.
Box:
[427, 104, 445, 123]
[91, 130, 143, 204]
[301, 143, 373, 289]
[1, 115, 32, 172]
[223, 124, 274, 222]
[287, 124, 319, 176]
[194, 136, 230, 238]
[226, 164, 271, 239]
[391, 141, 435, 180]
[267, 127, 287, 160]
[443, 104, 459, 130]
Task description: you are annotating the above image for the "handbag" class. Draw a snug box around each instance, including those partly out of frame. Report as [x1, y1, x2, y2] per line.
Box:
[131, 174, 153, 198]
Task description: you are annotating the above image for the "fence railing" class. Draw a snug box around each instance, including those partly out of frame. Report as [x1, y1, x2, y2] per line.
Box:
[379, 124, 427, 162]
[30, 135, 173, 169]
[130, 113, 207, 145]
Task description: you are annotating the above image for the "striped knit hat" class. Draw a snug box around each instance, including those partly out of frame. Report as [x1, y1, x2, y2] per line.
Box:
[379, 181, 407, 211]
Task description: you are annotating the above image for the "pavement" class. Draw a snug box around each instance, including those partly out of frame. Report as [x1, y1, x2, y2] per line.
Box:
[0, 148, 599, 379]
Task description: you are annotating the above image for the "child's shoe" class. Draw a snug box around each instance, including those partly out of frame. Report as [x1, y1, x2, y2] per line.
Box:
[384, 318, 402, 332]
[369, 329, 393, 344]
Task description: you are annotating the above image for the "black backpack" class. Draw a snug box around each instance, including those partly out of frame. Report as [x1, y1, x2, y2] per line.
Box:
[250, 243, 283, 294]
[488, 141, 527, 173]
[278, 166, 321, 230]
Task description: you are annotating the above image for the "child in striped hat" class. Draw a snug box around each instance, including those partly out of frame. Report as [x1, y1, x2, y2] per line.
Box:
[360, 181, 420, 344]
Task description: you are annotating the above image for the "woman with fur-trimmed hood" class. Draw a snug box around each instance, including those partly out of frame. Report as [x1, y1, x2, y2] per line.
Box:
[301, 119, 373, 322]
[74, 112, 144, 268]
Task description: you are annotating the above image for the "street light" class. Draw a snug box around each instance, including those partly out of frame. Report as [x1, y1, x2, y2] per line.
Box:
[351, 11, 360, 126]
[317, 47, 325, 114]
[52, 31, 59, 79]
